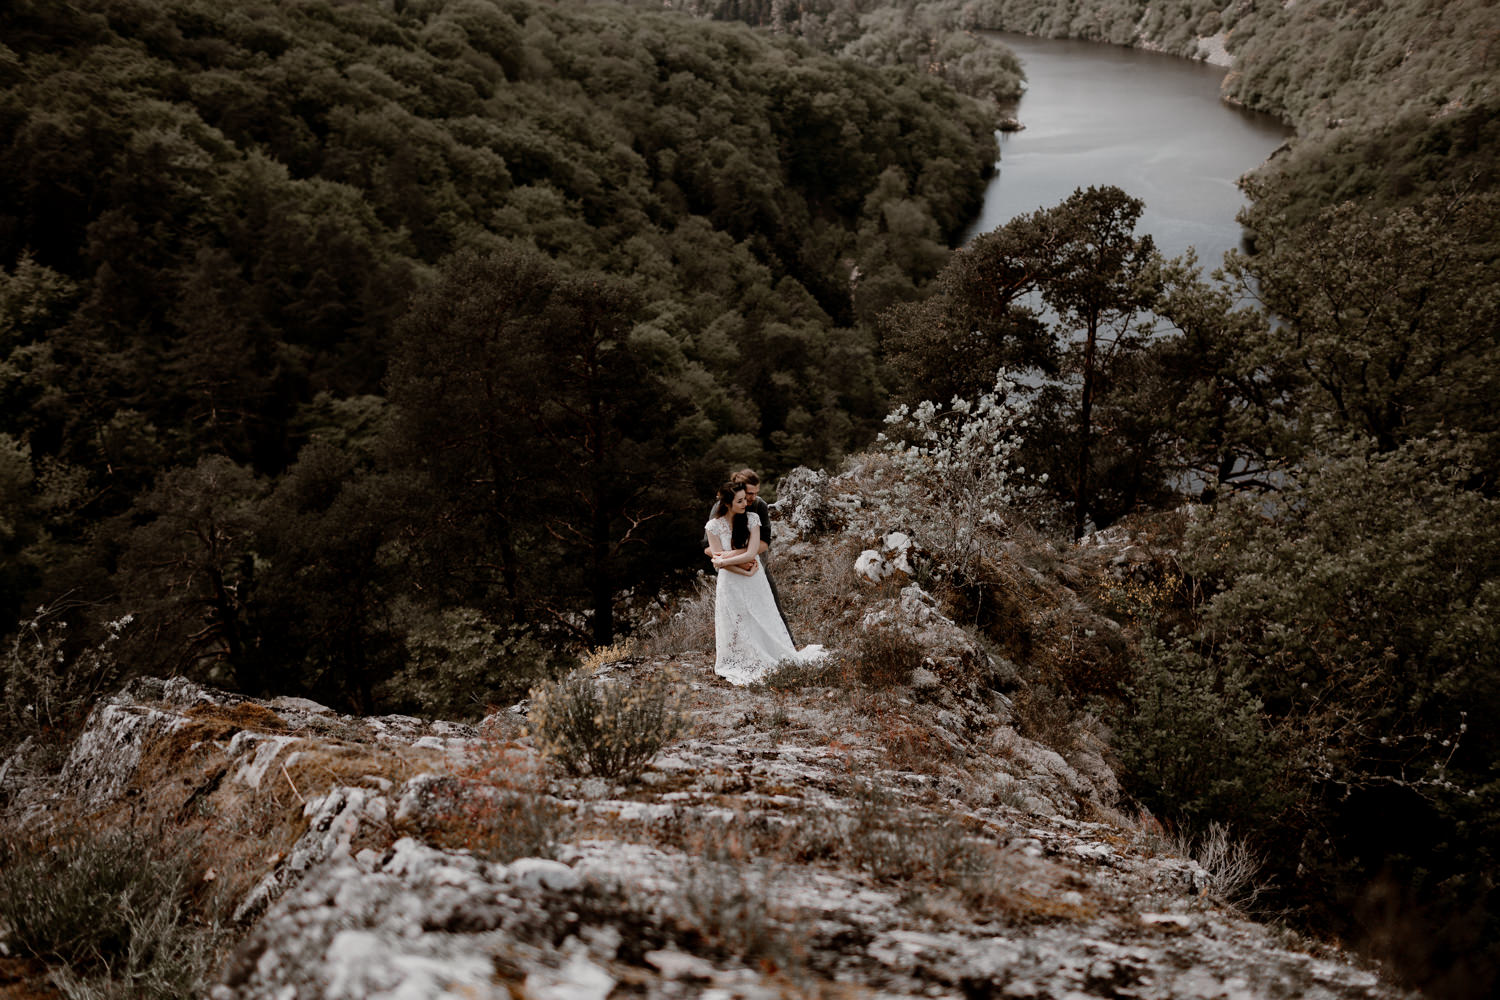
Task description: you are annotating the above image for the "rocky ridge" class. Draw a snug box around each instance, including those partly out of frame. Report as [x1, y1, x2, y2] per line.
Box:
[2, 594, 1412, 999]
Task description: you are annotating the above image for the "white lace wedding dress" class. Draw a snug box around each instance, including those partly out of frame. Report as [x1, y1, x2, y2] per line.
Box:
[705, 512, 826, 685]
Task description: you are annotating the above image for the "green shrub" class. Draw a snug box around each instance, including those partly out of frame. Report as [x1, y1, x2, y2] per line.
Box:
[527, 668, 690, 780]
[0, 824, 222, 998]
[1111, 633, 1285, 830]
[849, 627, 927, 688]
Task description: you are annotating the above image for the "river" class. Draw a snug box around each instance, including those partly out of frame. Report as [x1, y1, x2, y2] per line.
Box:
[962, 33, 1291, 268]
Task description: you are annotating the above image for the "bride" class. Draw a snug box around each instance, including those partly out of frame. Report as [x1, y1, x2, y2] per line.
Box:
[705, 481, 824, 685]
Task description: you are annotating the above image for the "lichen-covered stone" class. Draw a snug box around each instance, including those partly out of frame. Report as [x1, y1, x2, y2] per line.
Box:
[19, 657, 1411, 1000]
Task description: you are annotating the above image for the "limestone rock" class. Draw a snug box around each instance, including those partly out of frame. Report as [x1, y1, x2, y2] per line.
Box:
[9, 637, 1411, 1000]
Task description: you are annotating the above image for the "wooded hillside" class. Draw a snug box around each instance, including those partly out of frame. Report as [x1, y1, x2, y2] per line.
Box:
[0, 0, 996, 705]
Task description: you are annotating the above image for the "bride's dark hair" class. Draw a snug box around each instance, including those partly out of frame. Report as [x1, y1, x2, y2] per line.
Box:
[713, 481, 752, 550]
[713, 481, 743, 518]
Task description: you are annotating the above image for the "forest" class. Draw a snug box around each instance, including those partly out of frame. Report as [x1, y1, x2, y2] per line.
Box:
[0, 0, 998, 703]
[1, 0, 1498, 996]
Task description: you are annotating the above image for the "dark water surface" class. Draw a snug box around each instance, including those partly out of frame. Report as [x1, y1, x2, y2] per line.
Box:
[962, 33, 1291, 268]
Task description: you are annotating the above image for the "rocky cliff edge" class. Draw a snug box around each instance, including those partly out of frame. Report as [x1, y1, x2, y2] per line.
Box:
[2, 599, 1412, 999]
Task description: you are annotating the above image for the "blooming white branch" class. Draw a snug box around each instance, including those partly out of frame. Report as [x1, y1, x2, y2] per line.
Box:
[874, 370, 1042, 573]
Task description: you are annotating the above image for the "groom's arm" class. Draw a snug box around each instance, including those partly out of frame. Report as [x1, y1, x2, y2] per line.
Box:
[752, 499, 771, 555]
[706, 520, 756, 575]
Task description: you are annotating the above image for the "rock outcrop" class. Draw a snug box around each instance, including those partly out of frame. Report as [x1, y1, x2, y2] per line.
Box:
[3, 651, 1412, 1000]
[0, 464, 1414, 999]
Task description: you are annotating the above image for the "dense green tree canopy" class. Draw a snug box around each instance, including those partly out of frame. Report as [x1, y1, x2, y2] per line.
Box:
[0, 0, 999, 695]
[4, 1, 1498, 992]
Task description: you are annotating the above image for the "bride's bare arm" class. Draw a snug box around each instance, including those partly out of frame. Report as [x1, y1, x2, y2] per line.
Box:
[712, 521, 762, 569]
[716, 546, 759, 575]
[707, 525, 759, 575]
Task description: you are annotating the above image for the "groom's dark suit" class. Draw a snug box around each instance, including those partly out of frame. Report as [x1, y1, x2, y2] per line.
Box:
[704, 497, 796, 645]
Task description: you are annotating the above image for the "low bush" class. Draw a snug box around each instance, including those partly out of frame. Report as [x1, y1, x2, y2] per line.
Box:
[848, 627, 927, 688]
[0, 823, 224, 999]
[1009, 682, 1081, 755]
[843, 778, 983, 882]
[755, 656, 843, 691]
[527, 667, 690, 780]
[1111, 633, 1284, 830]
[402, 775, 570, 864]
[1191, 821, 1267, 908]
[2, 607, 132, 749]
[672, 851, 807, 974]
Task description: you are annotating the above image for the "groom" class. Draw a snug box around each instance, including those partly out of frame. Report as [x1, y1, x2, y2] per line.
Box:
[706, 468, 796, 644]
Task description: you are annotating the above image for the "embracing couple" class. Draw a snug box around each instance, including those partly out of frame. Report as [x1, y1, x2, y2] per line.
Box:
[702, 469, 825, 685]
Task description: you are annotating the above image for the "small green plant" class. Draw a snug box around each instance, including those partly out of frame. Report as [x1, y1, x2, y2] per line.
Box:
[849, 627, 927, 688]
[0, 823, 224, 998]
[527, 667, 690, 780]
[2, 606, 133, 745]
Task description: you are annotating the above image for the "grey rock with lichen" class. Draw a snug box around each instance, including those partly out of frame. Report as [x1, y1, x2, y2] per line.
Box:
[23, 664, 1415, 1000]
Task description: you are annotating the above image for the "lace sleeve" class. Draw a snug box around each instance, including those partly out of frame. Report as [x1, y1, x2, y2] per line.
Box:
[746, 511, 761, 531]
[704, 518, 728, 547]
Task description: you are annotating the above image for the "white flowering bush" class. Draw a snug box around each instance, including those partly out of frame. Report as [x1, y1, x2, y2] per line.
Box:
[2, 606, 134, 744]
[875, 369, 1044, 574]
[772, 466, 836, 539]
[526, 667, 690, 780]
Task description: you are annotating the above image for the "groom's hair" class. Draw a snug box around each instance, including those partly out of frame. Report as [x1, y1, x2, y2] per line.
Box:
[731, 469, 760, 486]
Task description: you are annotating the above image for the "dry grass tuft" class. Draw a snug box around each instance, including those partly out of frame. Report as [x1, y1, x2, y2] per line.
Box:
[879, 716, 961, 776]
[580, 639, 638, 673]
[670, 850, 808, 973]
[775, 537, 891, 654]
[635, 577, 716, 659]
[397, 774, 569, 864]
[186, 701, 288, 731]
[755, 656, 845, 691]
[1008, 683, 1082, 755]
[865, 627, 935, 687]
[0, 819, 230, 999]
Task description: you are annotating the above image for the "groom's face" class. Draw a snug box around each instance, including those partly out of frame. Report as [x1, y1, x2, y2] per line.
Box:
[743, 484, 759, 505]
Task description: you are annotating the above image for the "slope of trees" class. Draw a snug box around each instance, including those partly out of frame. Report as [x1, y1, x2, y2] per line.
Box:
[0, 0, 999, 711]
[846, 3, 1500, 992]
[630, 0, 1026, 107]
